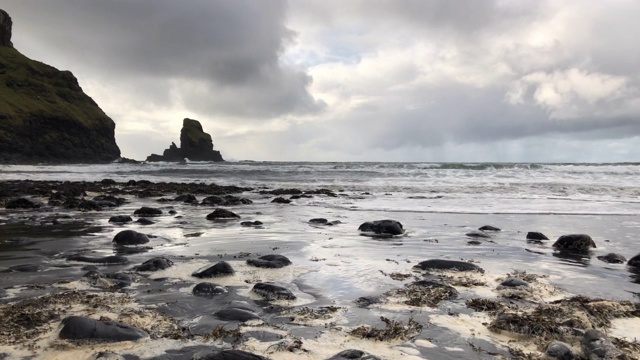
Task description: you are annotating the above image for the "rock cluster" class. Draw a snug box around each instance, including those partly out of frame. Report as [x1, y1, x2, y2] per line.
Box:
[146, 118, 224, 162]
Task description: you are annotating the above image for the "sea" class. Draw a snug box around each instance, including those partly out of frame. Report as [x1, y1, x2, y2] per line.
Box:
[0, 161, 639, 359]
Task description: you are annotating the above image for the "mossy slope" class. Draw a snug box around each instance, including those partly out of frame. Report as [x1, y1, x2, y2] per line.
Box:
[0, 46, 120, 163]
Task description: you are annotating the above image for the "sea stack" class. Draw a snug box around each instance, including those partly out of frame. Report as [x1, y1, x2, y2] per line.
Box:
[146, 118, 224, 162]
[0, 9, 121, 164]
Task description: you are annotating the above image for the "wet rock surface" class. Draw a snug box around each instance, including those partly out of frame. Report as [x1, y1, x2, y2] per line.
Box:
[251, 282, 296, 301]
[192, 261, 235, 278]
[59, 316, 148, 342]
[206, 208, 240, 220]
[246, 254, 292, 269]
[192, 282, 227, 297]
[113, 229, 150, 245]
[553, 234, 596, 252]
[358, 220, 404, 236]
[213, 307, 261, 322]
[133, 257, 174, 272]
[413, 259, 485, 273]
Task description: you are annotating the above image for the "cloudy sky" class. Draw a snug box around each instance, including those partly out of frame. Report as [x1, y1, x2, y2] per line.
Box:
[3, 1, 640, 162]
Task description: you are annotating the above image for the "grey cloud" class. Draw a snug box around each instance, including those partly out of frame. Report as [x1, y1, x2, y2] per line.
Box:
[3, 0, 324, 118]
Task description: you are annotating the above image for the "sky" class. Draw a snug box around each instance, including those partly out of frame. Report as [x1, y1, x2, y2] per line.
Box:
[2, 0, 640, 162]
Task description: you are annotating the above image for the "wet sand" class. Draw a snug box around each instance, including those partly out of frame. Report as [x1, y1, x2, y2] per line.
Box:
[1, 180, 639, 359]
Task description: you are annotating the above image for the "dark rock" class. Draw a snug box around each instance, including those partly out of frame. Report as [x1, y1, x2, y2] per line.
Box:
[354, 296, 386, 308]
[467, 240, 482, 245]
[271, 197, 291, 204]
[527, 231, 549, 240]
[67, 255, 129, 265]
[201, 195, 252, 206]
[94, 194, 124, 206]
[192, 261, 235, 278]
[213, 307, 260, 322]
[413, 259, 485, 273]
[251, 282, 296, 301]
[206, 208, 240, 220]
[309, 218, 328, 224]
[466, 231, 491, 238]
[6, 264, 44, 272]
[5, 197, 41, 209]
[0, 288, 8, 298]
[581, 329, 623, 359]
[113, 230, 149, 245]
[628, 253, 640, 267]
[241, 220, 263, 226]
[545, 341, 577, 360]
[358, 220, 404, 236]
[145, 118, 224, 162]
[305, 188, 338, 197]
[94, 352, 126, 360]
[135, 218, 154, 225]
[596, 253, 627, 264]
[327, 349, 382, 360]
[260, 188, 303, 196]
[133, 207, 162, 217]
[174, 194, 197, 203]
[199, 349, 270, 360]
[247, 254, 291, 269]
[479, 225, 501, 231]
[59, 316, 147, 342]
[192, 282, 227, 297]
[64, 198, 102, 211]
[553, 234, 596, 252]
[108, 215, 132, 224]
[499, 277, 529, 288]
[133, 257, 174, 272]
[100, 179, 117, 185]
[1, 9, 13, 47]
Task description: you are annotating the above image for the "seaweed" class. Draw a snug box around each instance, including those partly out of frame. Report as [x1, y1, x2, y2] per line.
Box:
[348, 316, 423, 341]
[466, 298, 507, 312]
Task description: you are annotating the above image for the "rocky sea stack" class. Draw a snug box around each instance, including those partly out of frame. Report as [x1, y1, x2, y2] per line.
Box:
[0, 9, 121, 164]
[146, 118, 224, 162]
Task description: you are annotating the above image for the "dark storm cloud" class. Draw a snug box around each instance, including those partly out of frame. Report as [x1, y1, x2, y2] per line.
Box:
[2, 0, 324, 118]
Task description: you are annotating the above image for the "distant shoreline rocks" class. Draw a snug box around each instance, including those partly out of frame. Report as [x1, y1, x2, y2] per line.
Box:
[146, 118, 224, 162]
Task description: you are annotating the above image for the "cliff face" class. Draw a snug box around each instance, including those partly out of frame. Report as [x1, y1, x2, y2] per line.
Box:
[146, 118, 224, 162]
[0, 9, 121, 163]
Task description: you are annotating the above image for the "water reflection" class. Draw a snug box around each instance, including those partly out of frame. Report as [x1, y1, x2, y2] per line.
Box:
[552, 250, 591, 267]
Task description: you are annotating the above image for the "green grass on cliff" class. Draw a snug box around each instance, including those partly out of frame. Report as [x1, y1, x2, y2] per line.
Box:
[0, 46, 112, 129]
[0, 46, 119, 162]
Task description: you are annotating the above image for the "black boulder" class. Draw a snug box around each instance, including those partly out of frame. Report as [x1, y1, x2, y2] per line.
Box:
[59, 316, 148, 342]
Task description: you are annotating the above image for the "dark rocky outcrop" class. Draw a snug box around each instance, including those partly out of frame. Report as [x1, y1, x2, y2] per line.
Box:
[328, 349, 382, 360]
[206, 208, 240, 220]
[499, 278, 529, 288]
[628, 253, 640, 267]
[527, 231, 549, 241]
[192, 261, 235, 278]
[146, 118, 224, 162]
[201, 195, 252, 206]
[112, 230, 149, 246]
[358, 220, 404, 236]
[413, 259, 485, 273]
[199, 350, 271, 360]
[545, 341, 576, 360]
[133, 257, 174, 272]
[466, 231, 491, 238]
[5, 197, 41, 209]
[0, 9, 13, 48]
[0, 9, 121, 164]
[133, 207, 162, 217]
[479, 225, 501, 231]
[59, 316, 147, 342]
[108, 215, 132, 224]
[241, 220, 263, 226]
[247, 254, 291, 269]
[581, 329, 623, 359]
[251, 282, 296, 301]
[596, 253, 627, 264]
[553, 234, 596, 252]
[192, 282, 227, 297]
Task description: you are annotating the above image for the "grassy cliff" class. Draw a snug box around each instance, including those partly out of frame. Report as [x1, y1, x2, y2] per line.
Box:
[0, 46, 121, 163]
